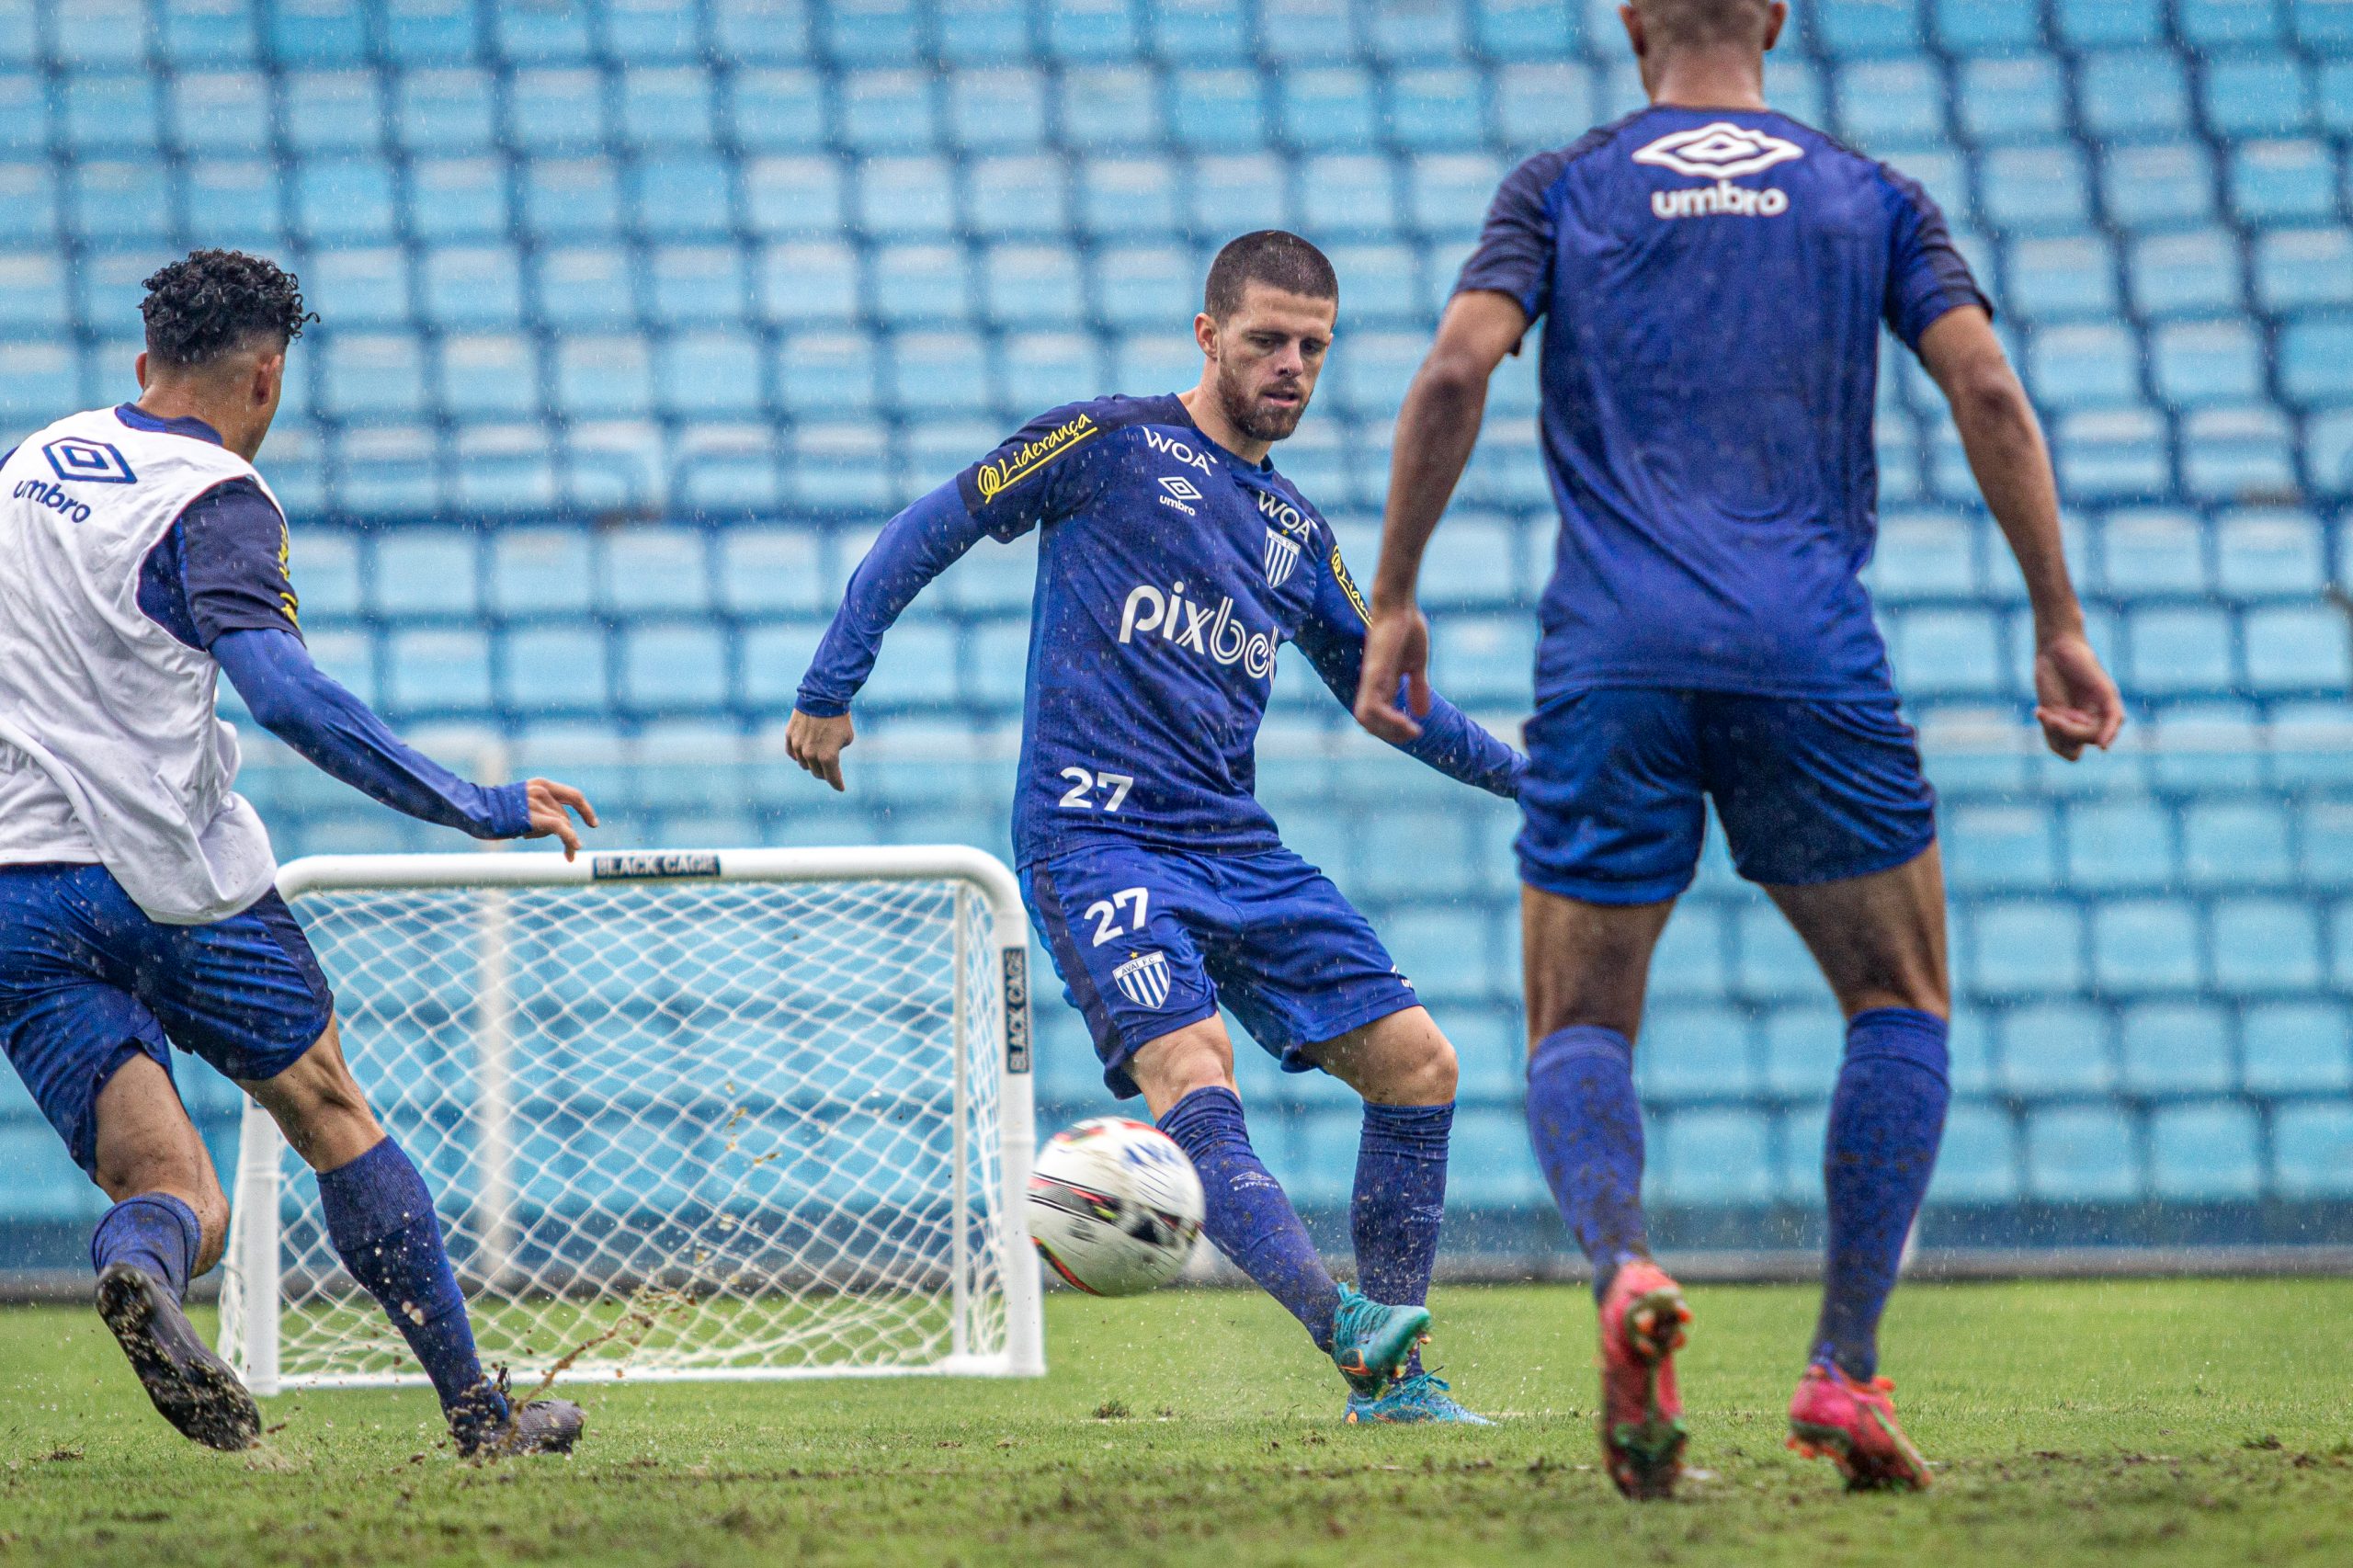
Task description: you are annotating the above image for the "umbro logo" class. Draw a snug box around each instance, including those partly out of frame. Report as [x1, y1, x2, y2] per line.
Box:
[1155, 474, 1201, 515]
[1632, 122, 1805, 179]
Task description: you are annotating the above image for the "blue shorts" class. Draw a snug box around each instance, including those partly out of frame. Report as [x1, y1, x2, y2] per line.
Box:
[1021, 841, 1419, 1099]
[1517, 688, 1938, 904]
[0, 863, 335, 1176]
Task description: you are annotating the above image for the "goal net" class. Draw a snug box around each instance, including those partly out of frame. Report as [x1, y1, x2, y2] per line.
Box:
[217, 846, 1041, 1392]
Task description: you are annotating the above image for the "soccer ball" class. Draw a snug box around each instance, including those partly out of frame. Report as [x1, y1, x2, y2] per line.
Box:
[1027, 1117, 1205, 1296]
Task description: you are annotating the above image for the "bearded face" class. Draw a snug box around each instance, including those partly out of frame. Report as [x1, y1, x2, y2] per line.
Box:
[1200, 281, 1336, 448]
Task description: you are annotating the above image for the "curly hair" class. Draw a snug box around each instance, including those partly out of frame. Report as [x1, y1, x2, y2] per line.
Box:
[141, 249, 317, 369]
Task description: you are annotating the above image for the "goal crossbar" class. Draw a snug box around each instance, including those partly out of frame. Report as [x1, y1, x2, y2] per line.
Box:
[222, 846, 1042, 1393]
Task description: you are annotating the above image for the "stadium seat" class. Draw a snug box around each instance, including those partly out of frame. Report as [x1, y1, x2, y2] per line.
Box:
[2102, 143, 2218, 231]
[2230, 140, 2341, 223]
[2026, 324, 2141, 410]
[621, 623, 731, 711]
[2242, 1001, 2351, 1092]
[1928, 1100, 2019, 1203]
[2153, 322, 2265, 407]
[1946, 803, 2058, 891]
[1654, 1108, 1773, 1207]
[1959, 58, 2066, 146]
[839, 70, 937, 154]
[2150, 1101, 2263, 1199]
[2128, 231, 2245, 320]
[1836, 59, 1946, 147]
[2119, 1003, 2236, 1094]
[2273, 1104, 2353, 1197]
[1967, 901, 2086, 995]
[2024, 1104, 2141, 1202]
[731, 70, 828, 152]
[2205, 55, 2314, 140]
[1760, 1006, 1844, 1096]
[2211, 898, 2325, 992]
[2092, 899, 2204, 994]
[388, 629, 494, 715]
[171, 70, 273, 153]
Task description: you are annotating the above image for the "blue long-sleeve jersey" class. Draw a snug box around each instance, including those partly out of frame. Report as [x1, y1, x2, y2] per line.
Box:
[799, 393, 1526, 868]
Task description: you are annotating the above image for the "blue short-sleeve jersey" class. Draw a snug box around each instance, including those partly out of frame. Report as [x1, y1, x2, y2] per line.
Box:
[1455, 108, 1989, 701]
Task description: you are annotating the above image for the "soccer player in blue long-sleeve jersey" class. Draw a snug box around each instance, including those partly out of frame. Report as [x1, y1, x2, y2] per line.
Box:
[0, 252, 594, 1458]
[790, 233, 1526, 1424]
[1355, 2, 2124, 1494]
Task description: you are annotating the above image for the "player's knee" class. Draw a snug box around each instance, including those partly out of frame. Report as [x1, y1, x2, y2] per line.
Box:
[1394, 1033, 1458, 1105]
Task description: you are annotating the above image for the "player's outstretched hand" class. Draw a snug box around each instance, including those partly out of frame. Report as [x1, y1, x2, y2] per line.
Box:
[2033, 631, 2125, 762]
[1355, 603, 1434, 744]
[787, 709, 855, 792]
[524, 778, 598, 860]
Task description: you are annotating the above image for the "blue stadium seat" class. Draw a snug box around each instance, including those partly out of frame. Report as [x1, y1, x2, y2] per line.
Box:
[1058, 65, 1163, 153]
[71, 162, 170, 244]
[2203, 55, 2314, 140]
[2280, 316, 2353, 408]
[1148, 0, 1251, 61]
[2273, 1104, 2353, 1197]
[2119, 1003, 2235, 1094]
[631, 155, 735, 238]
[1947, 803, 2058, 891]
[2305, 408, 2353, 494]
[162, 0, 262, 65]
[1873, 510, 1983, 597]
[2093, 899, 2204, 994]
[63, 74, 160, 155]
[730, 70, 827, 152]
[308, 248, 412, 331]
[1192, 153, 1288, 233]
[1995, 1002, 2113, 1096]
[1407, 153, 1504, 240]
[387, 629, 493, 714]
[2183, 407, 2299, 501]
[1982, 147, 2094, 233]
[1389, 68, 1486, 152]
[2026, 324, 2141, 410]
[756, 241, 857, 324]
[2024, 1105, 2141, 1201]
[621, 623, 730, 711]
[0, 341, 75, 421]
[871, 244, 971, 325]
[1279, 66, 1377, 151]
[1259, 0, 1359, 64]
[647, 244, 747, 327]
[1044, 0, 1143, 62]
[2242, 1001, 2351, 1092]
[502, 627, 611, 713]
[2183, 0, 2291, 46]
[2001, 238, 2116, 322]
[839, 70, 936, 153]
[2103, 143, 2218, 231]
[270, 0, 372, 66]
[1733, 904, 1821, 1000]
[180, 158, 284, 248]
[437, 333, 539, 420]
[710, 0, 814, 63]
[858, 156, 958, 238]
[1928, 1101, 2019, 1202]
[621, 67, 717, 149]
[2152, 322, 2264, 408]
[1836, 59, 1945, 147]
[171, 70, 273, 153]
[949, 67, 1048, 152]
[1892, 607, 2005, 696]
[659, 332, 765, 418]
[1004, 332, 1101, 409]
[778, 333, 879, 416]
[492, 0, 595, 63]
[1648, 908, 1728, 1000]
[0, 75, 43, 162]
[1493, 62, 1594, 153]
[553, 333, 653, 420]
[334, 427, 443, 517]
[888, 331, 992, 415]
[1960, 59, 2065, 146]
[606, 1, 709, 65]
[290, 528, 362, 623]
[2298, 0, 2353, 47]
[2245, 607, 2352, 690]
[1969, 902, 2086, 995]
[283, 70, 384, 153]
[2150, 1101, 2263, 1199]
[0, 161, 52, 248]
[966, 154, 1073, 240]
[2056, 0, 2164, 48]
[2126, 606, 2233, 693]
[2211, 898, 2324, 992]
[2128, 231, 2245, 320]
[2214, 508, 2325, 596]
[1654, 1108, 1771, 1206]
[984, 244, 1084, 327]
[1761, 1006, 1844, 1096]
[533, 245, 637, 329]
[523, 157, 624, 241]
[2230, 141, 2340, 223]
[421, 245, 525, 330]
[1093, 244, 1192, 328]
[1811, 0, 1925, 57]
[2089, 50, 2192, 141]
[1934, 0, 2041, 51]
[407, 157, 508, 242]
[373, 528, 480, 618]
[321, 332, 428, 422]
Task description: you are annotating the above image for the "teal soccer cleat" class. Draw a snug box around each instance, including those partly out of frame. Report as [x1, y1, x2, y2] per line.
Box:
[1346, 1370, 1495, 1426]
[1328, 1284, 1433, 1398]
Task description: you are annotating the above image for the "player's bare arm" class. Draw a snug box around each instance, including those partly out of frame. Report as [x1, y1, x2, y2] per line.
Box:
[1917, 305, 2124, 761]
[1355, 290, 1529, 744]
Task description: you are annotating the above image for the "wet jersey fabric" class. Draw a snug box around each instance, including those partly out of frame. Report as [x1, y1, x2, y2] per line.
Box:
[798, 393, 1525, 868]
[1455, 106, 1989, 702]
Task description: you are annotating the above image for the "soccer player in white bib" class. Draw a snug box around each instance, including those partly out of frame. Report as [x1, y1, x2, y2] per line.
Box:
[0, 252, 596, 1456]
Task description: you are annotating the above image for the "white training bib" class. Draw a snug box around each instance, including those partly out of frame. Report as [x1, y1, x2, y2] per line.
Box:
[0, 407, 283, 924]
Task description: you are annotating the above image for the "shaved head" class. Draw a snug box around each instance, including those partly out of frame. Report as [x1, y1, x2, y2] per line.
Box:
[1628, 0, 1777, 50]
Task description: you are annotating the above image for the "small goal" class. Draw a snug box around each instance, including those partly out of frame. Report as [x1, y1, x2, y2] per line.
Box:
[217, 846, 1043, 1392]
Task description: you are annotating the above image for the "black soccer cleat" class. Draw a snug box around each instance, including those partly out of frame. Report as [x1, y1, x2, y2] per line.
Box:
[449, 1373, 585, 1460]
[95, 1263, 262, 1452]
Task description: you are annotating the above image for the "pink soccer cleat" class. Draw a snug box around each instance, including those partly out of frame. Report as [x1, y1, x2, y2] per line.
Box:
[1596, 1259, 1690, 1499]
[1786, 1361, 1933, 1492]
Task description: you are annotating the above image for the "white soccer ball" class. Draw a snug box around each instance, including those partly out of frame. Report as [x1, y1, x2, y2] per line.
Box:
[1027, 1116, 1205, 1297]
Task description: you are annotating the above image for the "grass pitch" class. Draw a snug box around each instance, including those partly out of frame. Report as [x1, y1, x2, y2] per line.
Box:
[1, 1278, 2348, 1566]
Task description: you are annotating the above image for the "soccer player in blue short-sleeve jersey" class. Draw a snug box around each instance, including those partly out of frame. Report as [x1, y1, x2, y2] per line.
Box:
[1355, 1, 2125, 1495]
[790, 232, 1526, 1424]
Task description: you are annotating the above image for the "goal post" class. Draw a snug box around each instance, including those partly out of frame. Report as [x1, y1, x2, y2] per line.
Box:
[218, 846, 1043, 1393]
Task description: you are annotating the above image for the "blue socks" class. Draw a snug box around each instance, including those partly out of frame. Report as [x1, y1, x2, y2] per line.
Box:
[318, 1139, 500, 1416]
[1353, 1100, 1452, 1375]
[1158, 1086, 1343, 1351]
[92, 1193, 200, 1302]
[1813, 1008, 1950, 1381]
[1526, 1026, 1651, 1301]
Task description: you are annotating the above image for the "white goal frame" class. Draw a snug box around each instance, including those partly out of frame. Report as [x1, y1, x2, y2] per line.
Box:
[222, 846, 1043, 1393]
